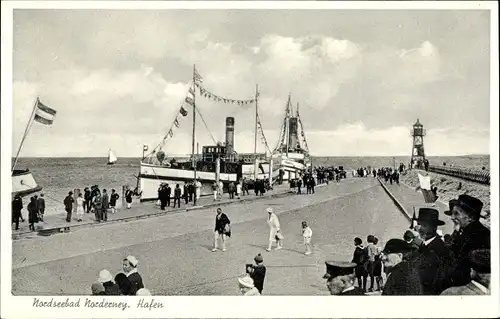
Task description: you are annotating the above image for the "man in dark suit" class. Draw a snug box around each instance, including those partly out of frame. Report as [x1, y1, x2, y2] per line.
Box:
[443, 194, 490, 288]
[323, 261, 365, 295]
[381, 239, 423, 295]
[413, 208, 455, 295]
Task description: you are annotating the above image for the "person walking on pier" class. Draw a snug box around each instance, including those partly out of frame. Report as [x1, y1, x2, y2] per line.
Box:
[297, 178, 302, 194]
[212, 207, 230, 252]
[125, 187, 133, 209]
[236, 180, 242, 199]
[212, 182, 218, 201]
[302, 221, 312, 255]
[37, 193, 45, 222]
[110, 189, 119, 214]
[228, 181, 235, 199]
[102, 189, 109, 221]
[352, 237, 368, 291]
[195, 178, 202, 200]
[76, 192, 84, 222]
[188, 181, 195, 202]
[183, 184, 189, 204]
[366, 235, 378, 292]
[173, 184, 181, 208]
[93, 190, 103, 222]
[28, 196, 39, 231]
[122, 255, 144, 295]
[248, 253, 267, 294]
[84, 187, 92, 213]
[12, 194, 24, 230]
[64, 191, 74, 223]
[266, 207, 283, 252]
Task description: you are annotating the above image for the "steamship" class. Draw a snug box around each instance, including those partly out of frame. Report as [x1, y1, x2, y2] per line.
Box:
[272, 94, 311, 181]
[138, 66, 272, 201]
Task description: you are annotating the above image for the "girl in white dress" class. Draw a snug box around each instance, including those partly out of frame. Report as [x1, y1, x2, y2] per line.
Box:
[76, 192, 85, 222]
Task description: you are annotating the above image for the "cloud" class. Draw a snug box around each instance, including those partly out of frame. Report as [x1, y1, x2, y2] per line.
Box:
[10, 10, 490, 157]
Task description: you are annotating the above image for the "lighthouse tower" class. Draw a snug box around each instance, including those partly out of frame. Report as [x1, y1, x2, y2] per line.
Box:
[410, 119, 426, 169]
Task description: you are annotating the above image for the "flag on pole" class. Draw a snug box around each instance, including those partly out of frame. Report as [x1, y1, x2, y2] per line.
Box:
[34, 99, 57, 125]
[180, 106, 188, 117]
[168, 129, 174, 138]
[194, 69, 203, 83]
[174, 118, 180, 128]
[189, 87, 195, 95]
[143, 145, 148, 152]
[185, 96, 194, 105]
[417, 173, 438, 203]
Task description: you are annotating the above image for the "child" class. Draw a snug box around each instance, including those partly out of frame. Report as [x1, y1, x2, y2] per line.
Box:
[301, 221, 312, 255]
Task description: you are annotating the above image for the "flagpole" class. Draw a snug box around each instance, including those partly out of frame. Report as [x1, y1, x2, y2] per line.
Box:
[192, 65, 197, 205]
[12, 97, 39, 172]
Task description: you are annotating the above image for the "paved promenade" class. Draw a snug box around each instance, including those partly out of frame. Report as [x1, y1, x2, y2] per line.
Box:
[11, 177, 437, 296]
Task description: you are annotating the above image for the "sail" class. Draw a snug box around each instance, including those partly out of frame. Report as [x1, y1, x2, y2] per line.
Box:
[108, 149, 118, 164]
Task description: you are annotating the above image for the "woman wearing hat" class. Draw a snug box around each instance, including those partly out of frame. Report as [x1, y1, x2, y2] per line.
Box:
[122, 255, 144, 295]
[266, 207, 282, 252]
[97, 269, 120, 295]
[237, 275, 260, 296]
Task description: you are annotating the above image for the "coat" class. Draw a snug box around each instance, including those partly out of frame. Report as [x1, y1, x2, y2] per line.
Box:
[382, 261, 423, 295]
[447, 221, 490, 288]
[127, 271, 144, 295]
[28, 201, 39, 224]
[101, 193, 109, 209]
[64, 195, 74, 211]
[352, 246, 368, 277]
[102, 281, 121, 295]
[414, 237, 456, 295]
[37, 197, 45, 211]
[441, 280, 489, 295]
[250, 264, 266, 293]
[215, 213, 230, 234]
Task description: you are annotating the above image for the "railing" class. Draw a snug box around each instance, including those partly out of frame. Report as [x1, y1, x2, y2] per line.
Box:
[426, 165, 490, 185]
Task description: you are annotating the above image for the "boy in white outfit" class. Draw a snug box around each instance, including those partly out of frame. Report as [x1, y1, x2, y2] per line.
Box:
[302, 221, 312, 255]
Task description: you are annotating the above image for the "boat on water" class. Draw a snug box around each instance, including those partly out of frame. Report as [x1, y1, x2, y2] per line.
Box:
[271, 94, 312, 182]
[107, 149, 118, 165]
[12, 98, 57, 198]
[138, 66, 271, 202]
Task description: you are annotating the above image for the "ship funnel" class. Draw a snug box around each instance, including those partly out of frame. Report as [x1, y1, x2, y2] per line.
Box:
[225, 117, 235, 158]
[288, 117, 299, 150]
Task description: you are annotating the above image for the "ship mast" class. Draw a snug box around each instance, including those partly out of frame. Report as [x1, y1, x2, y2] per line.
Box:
[253, 84, 259, 180]
[192, 65, 197, 186]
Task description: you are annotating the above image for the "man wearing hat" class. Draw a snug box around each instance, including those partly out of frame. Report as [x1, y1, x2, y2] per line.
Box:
[412, 208, 455, 295]
[64, 191, 75, 222]
[323, 261, 365, 295]
[122, 255, 144, 295]
[237, 275, 260, 296]
[444, 194, 490, 288]
[441, 249, 491, 295]
[381, 239, 423, 295]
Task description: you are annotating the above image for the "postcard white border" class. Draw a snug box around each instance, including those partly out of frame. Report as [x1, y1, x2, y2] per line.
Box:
[1, 1, 499, 318]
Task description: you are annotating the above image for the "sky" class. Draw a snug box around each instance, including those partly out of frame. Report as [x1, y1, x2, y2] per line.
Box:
[11, 9, 492, 157]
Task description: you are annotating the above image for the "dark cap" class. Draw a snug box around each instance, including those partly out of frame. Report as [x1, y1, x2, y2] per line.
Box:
[254, 253, 263, 263]
[323, 261, 356, 279]
[414, 208, 445, 226]
[68, 191, 73, 195]
[403, 230, 416, 241]
[469, 249, 490, 274]
[383, 239, 418, 254]
[444, 194, 483, 219]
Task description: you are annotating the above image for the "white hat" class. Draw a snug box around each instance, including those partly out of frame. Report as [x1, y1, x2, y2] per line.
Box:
[436, 229, 443, 237]
[238, 276, 255, 288]
[266, 207, 273, 213]
[136, 288, 151, 296]
[98, 269, 113, 283]
[126, 255, 139, 267]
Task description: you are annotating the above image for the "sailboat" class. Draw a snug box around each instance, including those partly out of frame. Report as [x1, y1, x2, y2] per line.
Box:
[107, 149, 117, 165]
[12, 97, 56, 197]
[271, 94, 311, 181]
[138, 65, 271, 201]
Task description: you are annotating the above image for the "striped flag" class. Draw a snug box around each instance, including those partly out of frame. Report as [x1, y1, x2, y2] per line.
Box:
[194, 69, 203, 83]
[418, 173, 438, 203]
[34, 99, 56, 125]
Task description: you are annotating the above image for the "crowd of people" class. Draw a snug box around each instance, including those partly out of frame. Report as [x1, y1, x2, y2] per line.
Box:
[323, 193, 490, 296]
[11, 193, 45, 231]
[91, 255, 150, 296]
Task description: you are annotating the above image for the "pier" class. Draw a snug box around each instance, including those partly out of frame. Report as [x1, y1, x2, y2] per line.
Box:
[12, 176, 455, 296]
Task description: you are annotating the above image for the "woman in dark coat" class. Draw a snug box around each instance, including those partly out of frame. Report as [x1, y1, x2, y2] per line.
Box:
[115, 273, 133, 295]
[122, 255, 144, 295]
[28, 197, 39, 231]
[352, 237, 368, 292]
[212, 207, 230, 252]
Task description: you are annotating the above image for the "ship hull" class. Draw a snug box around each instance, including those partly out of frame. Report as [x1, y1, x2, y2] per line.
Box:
[273, 152, 311, 181]
[12, 169, 42, 197]
[139, 162, 238, 201]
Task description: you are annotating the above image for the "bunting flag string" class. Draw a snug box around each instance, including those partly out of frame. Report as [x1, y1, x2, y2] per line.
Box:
[194, 81, 256, 105]
[256, 113, 272, 154]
